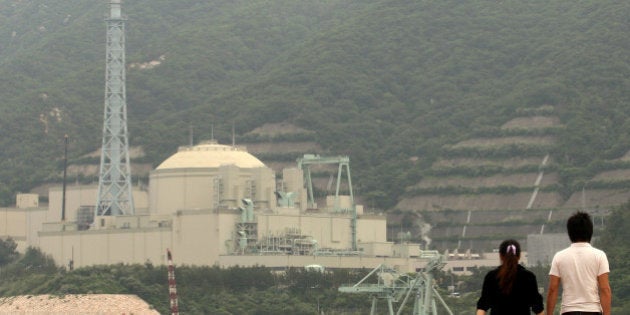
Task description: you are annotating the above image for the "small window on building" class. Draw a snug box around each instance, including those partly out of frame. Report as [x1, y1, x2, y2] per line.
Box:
[452, 267, 464, 272]
[101, 218, 105, 227]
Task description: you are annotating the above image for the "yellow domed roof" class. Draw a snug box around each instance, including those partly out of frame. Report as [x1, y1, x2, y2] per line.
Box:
[156, 141, 266, 170]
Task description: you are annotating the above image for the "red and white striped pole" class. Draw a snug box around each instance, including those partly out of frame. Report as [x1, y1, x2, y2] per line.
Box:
[167, 249, 179, 315]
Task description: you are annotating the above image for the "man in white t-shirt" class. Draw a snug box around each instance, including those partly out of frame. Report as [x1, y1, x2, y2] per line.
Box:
[546, 211, 612, 315]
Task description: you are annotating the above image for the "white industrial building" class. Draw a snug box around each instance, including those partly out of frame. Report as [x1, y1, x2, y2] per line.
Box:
[2, 141, 476, 272]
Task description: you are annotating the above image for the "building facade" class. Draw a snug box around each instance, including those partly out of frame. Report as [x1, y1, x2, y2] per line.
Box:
[1, 141, 501, 273]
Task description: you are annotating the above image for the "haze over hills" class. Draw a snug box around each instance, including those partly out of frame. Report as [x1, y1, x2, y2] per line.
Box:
[0, 0, 629, 249]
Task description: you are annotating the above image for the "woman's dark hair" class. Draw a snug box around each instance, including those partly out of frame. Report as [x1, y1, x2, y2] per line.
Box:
[497, 239, 520, 295]
[567, 211, 593, 242]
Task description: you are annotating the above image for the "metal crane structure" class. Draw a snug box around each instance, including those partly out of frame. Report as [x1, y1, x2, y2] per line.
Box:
[296, 154, 357, 251]
[95, 0, 135, 217]
[338, 251, 453, 315]
[167, 249, 179, 315]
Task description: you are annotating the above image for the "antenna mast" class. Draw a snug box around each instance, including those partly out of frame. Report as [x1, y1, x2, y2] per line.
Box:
[189, 125, 194, 146]
[167, 249, 179, 315]
[62, 134, 68, 221]
[95, 0, 135, 217]
[231, 122, 235, 146]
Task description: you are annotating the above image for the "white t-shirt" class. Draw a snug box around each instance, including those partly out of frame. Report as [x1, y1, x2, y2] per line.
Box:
[549, 242, 609, 313]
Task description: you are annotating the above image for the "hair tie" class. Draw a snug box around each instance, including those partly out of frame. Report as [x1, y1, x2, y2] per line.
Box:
[507, 244, 516, 255]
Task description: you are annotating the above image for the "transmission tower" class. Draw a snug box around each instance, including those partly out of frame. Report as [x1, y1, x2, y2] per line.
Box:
[167, 249, 180, 315]
[95, 0, 135, 217]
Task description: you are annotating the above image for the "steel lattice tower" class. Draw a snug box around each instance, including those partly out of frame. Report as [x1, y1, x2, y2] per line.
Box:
[96, 0, 135, 217]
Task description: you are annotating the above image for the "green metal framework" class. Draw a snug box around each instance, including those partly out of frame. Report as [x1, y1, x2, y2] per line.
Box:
[296, 154, 356, 251]
[338, 251, 453, 315]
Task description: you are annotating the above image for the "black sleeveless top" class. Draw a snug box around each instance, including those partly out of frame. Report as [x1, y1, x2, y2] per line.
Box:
[476, 265, 544, 315]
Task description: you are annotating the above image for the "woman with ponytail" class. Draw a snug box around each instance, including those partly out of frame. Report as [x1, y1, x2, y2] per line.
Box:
[476, 239, 544, 315]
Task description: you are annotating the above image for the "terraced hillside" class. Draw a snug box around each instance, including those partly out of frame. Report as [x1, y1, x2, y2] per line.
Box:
[241, 123, 322, 173]
[393, 106, 628, 252]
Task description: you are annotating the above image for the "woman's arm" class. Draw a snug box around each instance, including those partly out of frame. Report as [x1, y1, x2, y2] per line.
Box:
[476, 272, 493, 313]
[528, 271, 544, 315]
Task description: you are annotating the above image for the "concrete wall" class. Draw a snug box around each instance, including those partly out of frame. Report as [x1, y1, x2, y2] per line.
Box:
[149, 168, 216, 215]
[38, 227, 172, 268]
[0, 206, 48, 251]
[34, 207, 505, 274]
[16, 194, 39, 208]
[218, 253, 496, 274]
[172, 209, 218, 266]
[359, 242, 394, 257]
[356, 216, 387, 243]
[527, 233, 570, 267]
[218, 254, 426, 273]
[149, 166, 278, 215]
[48, 186, 149, 221]
[249, 167, 277, 210]
[38, 210, 241, 268]
[282, 168, 307, 211]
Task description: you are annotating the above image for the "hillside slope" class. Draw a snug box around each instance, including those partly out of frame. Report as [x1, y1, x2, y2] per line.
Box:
[0, 0, 628, 217]
[392, 105, 630, 250]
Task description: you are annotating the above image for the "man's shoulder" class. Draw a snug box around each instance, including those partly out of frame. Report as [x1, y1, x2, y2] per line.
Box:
[553, 246, 573, 257]
[590, 245, 607, 255]
[554, 243, 608, 260]
[580, 244, 608, 258]
[591, 247, 609, 264]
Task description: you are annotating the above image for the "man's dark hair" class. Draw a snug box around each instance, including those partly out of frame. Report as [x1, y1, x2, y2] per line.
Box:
[567, 211, 593, 242]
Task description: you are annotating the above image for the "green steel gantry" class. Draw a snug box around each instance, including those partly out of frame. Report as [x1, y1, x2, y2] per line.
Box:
[297, 154, 357, 251]
[338, 251, 453, 315]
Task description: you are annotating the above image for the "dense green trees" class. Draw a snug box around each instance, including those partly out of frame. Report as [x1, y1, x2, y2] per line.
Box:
[0, 238, 18, 266]
[0, 256, 374, 315]
[598, 202, 630, 313]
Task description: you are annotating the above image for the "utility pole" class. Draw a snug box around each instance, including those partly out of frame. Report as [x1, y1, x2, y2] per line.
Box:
[167, 249, 179, 315]
[62, 134, 68, 221]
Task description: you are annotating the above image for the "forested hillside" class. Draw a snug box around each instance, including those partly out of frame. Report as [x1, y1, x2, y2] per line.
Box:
[0, 0, 628, 210]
